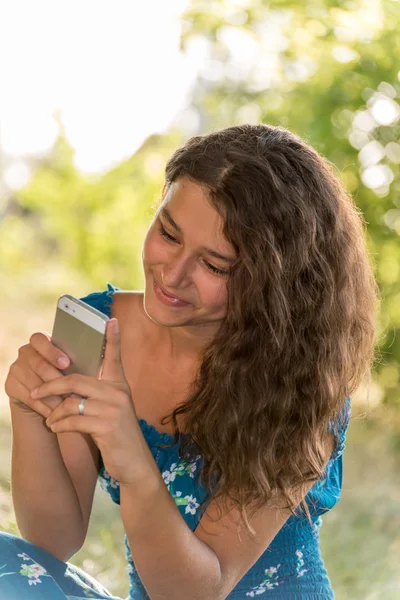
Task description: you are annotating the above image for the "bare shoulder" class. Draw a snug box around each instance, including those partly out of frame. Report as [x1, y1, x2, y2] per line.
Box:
[110, 289, 143, 313]
[109, 290, 147, 336]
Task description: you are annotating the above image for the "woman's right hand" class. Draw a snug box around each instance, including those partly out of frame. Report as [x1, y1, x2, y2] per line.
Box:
[5, 332, 71, 420]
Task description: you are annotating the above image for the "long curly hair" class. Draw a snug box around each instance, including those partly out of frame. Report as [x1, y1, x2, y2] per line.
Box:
[153, 124, 379, 538]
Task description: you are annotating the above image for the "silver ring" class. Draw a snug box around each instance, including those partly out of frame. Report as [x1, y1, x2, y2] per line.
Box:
[78, 397, 86, 416]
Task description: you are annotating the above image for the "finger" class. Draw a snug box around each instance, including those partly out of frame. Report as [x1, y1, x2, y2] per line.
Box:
[29, 332, 71, 370]
[46, 395, 103, 426]
[8, 362, 64, 411]
[47, 415, 100, 435]
[25, 345, 68, 384]
[31, 373, 109, 401]
[13, 359, 61, 401]
[8, 379, 53, 419]
[101, 319, 126, 382]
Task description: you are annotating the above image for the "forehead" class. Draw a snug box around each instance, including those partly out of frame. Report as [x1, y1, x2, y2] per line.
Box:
[160, 179, 236, 260]
[163, 179, 220, 218]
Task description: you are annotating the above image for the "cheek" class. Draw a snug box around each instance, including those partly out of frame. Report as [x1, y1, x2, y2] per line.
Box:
[199, 279, 228, 310]
[142, 228, 163, 263]
[142, 229, 228, 308]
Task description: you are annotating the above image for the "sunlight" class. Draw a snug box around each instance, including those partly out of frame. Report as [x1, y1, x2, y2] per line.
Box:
[0, 0, 196, 180]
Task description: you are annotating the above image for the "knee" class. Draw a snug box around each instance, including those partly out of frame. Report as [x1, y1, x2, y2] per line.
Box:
[0, 530, 32, 550]
[0, 530, 20, 543]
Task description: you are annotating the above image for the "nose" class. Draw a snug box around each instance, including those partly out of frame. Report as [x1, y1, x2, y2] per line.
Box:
[161, 253, 194, 288]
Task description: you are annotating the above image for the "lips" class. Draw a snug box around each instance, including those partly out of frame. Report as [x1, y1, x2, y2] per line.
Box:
[155, 280, 190, 304]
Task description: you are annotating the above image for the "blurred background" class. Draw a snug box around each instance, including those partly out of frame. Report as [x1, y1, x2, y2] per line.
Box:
[0, 0, 399, 598]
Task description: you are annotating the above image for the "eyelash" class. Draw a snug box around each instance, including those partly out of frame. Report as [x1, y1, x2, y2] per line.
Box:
[157, 222, 228, 276]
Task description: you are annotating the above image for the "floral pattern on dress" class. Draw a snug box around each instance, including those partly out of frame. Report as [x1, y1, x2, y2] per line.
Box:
[245, 543, 310, 597]
[295, 546, 308, 577]
[98, 467, 120, 492]
[0, 551, 50, 586]
[311, 516, 322, 537]
[162, 458, 200, 515]
[63, 564, 109, 598]
[245, 564, 282, 596]
[0, 548, 113, 598]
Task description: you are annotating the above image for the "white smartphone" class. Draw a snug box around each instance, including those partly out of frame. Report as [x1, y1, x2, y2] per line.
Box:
[51, 294, 109, 377]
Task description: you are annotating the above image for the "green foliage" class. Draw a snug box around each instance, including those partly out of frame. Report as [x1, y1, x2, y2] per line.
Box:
[180, 0, 400, 406]
[320, 408, 400, 598]
[0, 130, 184, 301]
[1, 0, 399, 403]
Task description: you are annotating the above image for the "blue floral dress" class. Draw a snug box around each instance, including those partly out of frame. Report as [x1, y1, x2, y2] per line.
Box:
[0, 282, 351, 599]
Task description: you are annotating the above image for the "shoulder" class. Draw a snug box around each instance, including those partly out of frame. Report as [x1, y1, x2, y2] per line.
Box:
[110, 289, 144, 318]
[80, 284, 145, 333]
[109, 289, 159, 345]
[110, 290, 145, 324]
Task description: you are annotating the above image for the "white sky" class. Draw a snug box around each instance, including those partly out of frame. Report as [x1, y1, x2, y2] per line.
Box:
[0, 0, 202, 186]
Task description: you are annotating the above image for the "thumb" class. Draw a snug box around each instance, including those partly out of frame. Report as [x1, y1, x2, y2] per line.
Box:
[101, 319, 125, 382]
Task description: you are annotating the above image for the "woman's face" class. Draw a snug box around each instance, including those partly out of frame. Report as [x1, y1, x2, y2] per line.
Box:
[142, 177, 237, 329]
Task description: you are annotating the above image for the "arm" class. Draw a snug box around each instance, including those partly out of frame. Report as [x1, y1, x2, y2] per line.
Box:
[119, 461, 223, 600]
[119, 433, 336, 600]
[6, 332, 100, 562]
[10, 404, 88, 561]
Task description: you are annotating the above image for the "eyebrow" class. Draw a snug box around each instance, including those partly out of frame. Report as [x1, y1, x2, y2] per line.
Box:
[160, 207, 235, 263]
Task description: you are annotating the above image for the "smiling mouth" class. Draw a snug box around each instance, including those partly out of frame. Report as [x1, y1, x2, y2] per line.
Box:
[155, 280, 190, 304]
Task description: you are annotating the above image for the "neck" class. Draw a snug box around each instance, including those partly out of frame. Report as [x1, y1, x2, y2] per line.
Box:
[164, 325, 212, 366]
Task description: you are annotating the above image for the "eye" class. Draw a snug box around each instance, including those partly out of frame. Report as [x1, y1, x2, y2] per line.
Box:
[204, 262, 227, 276]
[157, 222, 228, 277]
[158, 223, 177, 243]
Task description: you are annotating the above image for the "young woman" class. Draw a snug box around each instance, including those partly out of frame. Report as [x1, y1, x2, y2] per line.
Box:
[2, 124, 378, 599]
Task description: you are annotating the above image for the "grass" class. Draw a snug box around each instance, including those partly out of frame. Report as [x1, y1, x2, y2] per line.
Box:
[320, 409, 400, 600]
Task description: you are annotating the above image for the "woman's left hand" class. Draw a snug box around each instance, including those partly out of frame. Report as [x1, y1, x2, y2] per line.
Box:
[30, 318, 149, 486]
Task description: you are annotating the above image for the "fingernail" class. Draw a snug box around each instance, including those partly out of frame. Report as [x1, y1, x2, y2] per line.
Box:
[57, 356, 69, 368]
[113, 319, 119, 334]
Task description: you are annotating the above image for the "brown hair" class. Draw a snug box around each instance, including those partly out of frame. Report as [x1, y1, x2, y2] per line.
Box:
[153, 124, 379, 538]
